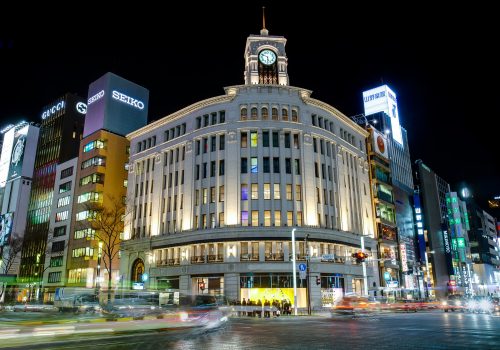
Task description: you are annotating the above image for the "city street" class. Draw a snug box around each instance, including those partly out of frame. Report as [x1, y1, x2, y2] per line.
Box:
[1, 311, 499, 349]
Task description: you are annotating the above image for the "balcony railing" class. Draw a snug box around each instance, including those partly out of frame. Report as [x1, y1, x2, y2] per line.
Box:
[240, 254, 259, 261]
[208, 254, 224, 262]
[265, 253, 285, 261]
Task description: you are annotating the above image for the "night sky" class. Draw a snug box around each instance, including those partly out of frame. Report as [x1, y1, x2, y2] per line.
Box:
[0, 4, 498, 215]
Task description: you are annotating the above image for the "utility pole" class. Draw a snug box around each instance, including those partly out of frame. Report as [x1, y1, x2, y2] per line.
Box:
[305, 234, 311, 315]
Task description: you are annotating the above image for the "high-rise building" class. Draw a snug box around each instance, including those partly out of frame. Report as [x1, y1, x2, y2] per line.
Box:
[65, 73, 148, 294]
[360, 85, 418, 294]
[363, 126, 400, 296]
[0, 122, 39, 302]
[415, 160, 474, 298]
[120, 26, 379, 308]
[41, 157, 78, 302]
[18, 94, 86, 299]
[460, 193, 500, 295]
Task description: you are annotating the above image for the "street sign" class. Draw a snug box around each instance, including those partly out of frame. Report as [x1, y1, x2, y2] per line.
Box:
[321, 254, 335, 261]
[299, 270, 306, 280]
[298, 263, 306, 271]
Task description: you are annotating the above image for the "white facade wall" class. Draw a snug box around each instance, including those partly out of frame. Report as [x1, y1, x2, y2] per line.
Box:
[121, 85, 379, 305]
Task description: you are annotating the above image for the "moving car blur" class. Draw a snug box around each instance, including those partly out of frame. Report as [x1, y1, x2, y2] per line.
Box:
[441, 294, 465, 312]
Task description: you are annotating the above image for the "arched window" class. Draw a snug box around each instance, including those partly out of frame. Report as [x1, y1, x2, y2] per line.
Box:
[240, 107, 248, 120]
[272, 107, 278, 120]
[282, 108, 288, 121]
[251, 107, 258, 119]
[292, 110, 298, 122]
[131, 258, 145, 283]
[262, 107, 269, 120]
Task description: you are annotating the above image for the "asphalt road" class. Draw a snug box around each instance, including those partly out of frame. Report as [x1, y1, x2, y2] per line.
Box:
[2, 312, 500, 349]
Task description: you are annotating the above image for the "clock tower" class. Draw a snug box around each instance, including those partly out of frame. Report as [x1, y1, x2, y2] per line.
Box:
[244, 12, 289, 85]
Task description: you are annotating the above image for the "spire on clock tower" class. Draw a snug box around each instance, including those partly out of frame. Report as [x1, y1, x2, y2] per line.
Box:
[244, 9, 289, 86]
[260, 6, 269, 36]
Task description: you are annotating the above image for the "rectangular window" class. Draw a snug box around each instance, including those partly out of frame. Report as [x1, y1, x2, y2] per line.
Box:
[296, 185, 301, 201]
[196, 117, 201, 129]
[202, 214, 207, 228]
[312, 114, 317, 126]
[287, 212, 293, 227]
[251, 183, 259, 199]
[297, 212, 303, 226]
[211, 136, 216, 152]
[196, 140, 200, 155]
[48, 272, 62, 283]
[203, 138, 208, 153]
[241, 158, 248, 173]
[203, 163, 207, 178]
[241, 133, 248, 148]
[272, 132, 279, 147]
[219, 212, 225, 227]
[322, 164, 326, 179]
[284, 133, 291, 148]
[241, 184, 248, 200]
[251, 157, 258, 173]
[294, 159, 301, 175]
[315, 163, 319, 178]
[273, 158, 280, 173]
[52, 241, 65, 253]
[317, 187, 321, 204]
[251, 210, 259, 227]
[264, 183, 271, 199]
[274, 211, 281, 226]
[219, 135, 225, 150]
[219, 111, 225, 123]
[219, 160, 225, 176]
[50, 256, 64, 267]
[83, 140, 104, 153]
[274, 183, 281, 199]
[203, 188, 208, 204]
[210, 161, 216, 177]
[285, 158, 291, 174]
[54, 226, 66, 237]
[57, 196, 71, 208]
[59, 181, 72, 193]
[55, 210, 69, 222]
[77, 191, 101, 204]
[293, 134, 299, 149]
[204, 114, 209, 127]
[211, 112, 217, 125]
[286, 184, 293, 200]
[196, 165, 200, 180]
[60, 167, 73, 179]
[219, 185, 224, 202]
[81, 156, 105, 169]
[320, 139, 324, 154]
[241, 211, 248, 226]
[263, 157, 270, 173]
[313, 138, 318, 153]
[264, 210, 271, 227]
[74, 228, 95, 239]
[210, 187, 216, 203]
[263, 131, 269, 147]
[250, 131, 258, 147]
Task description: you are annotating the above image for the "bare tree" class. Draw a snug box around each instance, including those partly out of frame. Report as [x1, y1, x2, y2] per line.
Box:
[83, 196, 126, 306]
[0, 235, 23, 302]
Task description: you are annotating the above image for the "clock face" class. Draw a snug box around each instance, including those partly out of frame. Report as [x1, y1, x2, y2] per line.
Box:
[259, 49, 276, 65]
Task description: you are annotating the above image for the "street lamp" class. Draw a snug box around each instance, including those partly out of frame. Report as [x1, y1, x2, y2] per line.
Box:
[291, 228, 298, 316]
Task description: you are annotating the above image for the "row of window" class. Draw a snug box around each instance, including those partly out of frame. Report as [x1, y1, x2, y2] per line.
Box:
[72, 247, 94, 258]
[137, 135, 157, 153]
[48, 271, 62, 283]
[74, 228, 95, 239]
[81, 156, 105, 169]
[195, 161, 224, 180]
[164, 146, 186, 165]
[241, 157, 300, 175]
[195, 111, 226, 129]
[195, 135, 225, 155]
[240, 106, 298, 122]
[241, 131, 300, 149]
[80, 173, 104, 186]
[240, 183, 300, 201]
[60, 166, 73, 179]
[163, 122, 187, 142]
[83, 139, 105, 153]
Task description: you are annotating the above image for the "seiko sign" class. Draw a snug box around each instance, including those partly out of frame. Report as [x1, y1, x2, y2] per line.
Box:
[41, 101, 65, 120]
[112, 90, 145, 110]
[88, 90, 105, 105]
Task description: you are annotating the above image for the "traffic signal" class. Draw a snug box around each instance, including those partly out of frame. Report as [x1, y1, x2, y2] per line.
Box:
[316, 276, 321, 285]
[352, 251, 369, 263]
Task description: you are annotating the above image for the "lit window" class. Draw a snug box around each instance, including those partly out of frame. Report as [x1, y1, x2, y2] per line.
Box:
[275, 211, 281, 226]
[264, 183, 271, 200]
[251, 184, 259, 199]
[251, 211, 259, 226]
[250, 132, 258, 147]
[241, 184, 248, 200]
[251, 157, 258, 173]
[274, 184, 281, 199]
[264, 211, 271, 226]
[241, 211, 248, 226]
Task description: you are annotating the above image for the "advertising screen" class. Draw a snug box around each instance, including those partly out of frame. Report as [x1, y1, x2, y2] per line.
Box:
[0, 128, 15, 187]
[8, 125, 28, 180]
[0, 212, 13, 246]
[83, 72, 149, 137]
[363, 85, 403, 146]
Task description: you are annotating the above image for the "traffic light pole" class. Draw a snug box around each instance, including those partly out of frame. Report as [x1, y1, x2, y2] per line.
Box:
[305, 234, 311, 315]
[361, 236, 369, 297]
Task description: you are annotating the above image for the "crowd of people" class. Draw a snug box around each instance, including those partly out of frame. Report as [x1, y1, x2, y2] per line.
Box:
[231, 298, 292, 317]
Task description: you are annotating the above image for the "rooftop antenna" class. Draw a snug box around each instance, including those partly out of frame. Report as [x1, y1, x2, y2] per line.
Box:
[260, 6, 269, 36]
